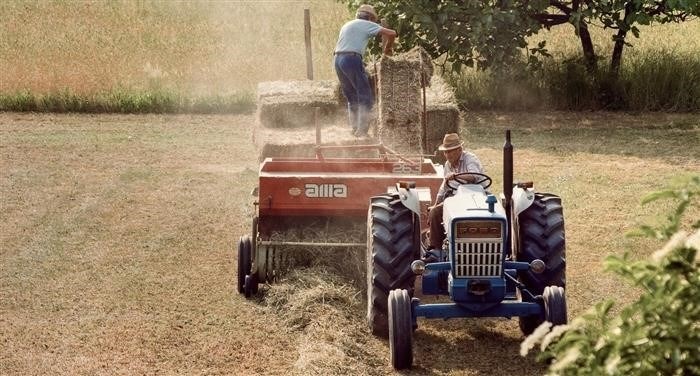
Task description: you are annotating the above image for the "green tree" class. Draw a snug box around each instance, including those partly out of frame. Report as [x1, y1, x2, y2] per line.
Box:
[342, 1, 700, 76]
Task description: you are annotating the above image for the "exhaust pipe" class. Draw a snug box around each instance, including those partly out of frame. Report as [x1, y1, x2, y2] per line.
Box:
[503, 130, 513, 251]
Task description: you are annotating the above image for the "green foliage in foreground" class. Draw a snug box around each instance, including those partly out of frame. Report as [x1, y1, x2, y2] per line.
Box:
[0, 89, 255, 114]
[522, 176, 700, 375]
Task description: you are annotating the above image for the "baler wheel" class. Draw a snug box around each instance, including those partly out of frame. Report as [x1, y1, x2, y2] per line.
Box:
[237, 236, 252, 294]
[543, 286, 567, 326]
[243, 274, 258, 298]
[388, 289, 413, 370]
[367, 193, 420, 338]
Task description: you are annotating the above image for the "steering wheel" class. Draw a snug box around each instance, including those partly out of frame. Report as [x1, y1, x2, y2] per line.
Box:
[446, 172, 492, 190]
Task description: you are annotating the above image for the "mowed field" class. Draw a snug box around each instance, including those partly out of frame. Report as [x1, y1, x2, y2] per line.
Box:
[1, 111, 698, 375]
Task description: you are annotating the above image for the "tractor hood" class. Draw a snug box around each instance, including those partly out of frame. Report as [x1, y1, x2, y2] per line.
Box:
[443, 185, 507, 223]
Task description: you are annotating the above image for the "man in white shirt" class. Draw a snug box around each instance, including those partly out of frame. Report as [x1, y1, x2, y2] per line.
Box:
[427, 133, 486, 260]
[334, 4, 397, 137]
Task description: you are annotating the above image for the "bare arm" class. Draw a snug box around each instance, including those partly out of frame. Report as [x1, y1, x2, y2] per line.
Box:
[378, 24, 397, 56]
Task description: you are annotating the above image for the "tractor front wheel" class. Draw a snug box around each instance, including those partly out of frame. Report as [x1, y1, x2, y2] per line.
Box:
[367, 193, 420, 338]
[543, 286, 567, 326]
[389, 289, 413, 370]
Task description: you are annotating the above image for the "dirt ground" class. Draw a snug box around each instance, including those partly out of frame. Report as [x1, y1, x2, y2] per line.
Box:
[1, 111, 698, 375]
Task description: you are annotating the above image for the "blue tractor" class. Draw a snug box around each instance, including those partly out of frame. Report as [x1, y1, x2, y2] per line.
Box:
[366, 130, 567, 369]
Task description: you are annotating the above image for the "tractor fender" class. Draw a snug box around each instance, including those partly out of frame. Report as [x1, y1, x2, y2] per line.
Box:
[512, 186, 536, 217]
[395, 185, 422, 217]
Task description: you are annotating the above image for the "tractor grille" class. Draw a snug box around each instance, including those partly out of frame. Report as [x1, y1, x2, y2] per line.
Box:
[453, 241, 503, 277]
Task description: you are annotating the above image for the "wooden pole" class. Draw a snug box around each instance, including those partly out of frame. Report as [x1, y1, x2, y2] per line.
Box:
[304, 9, 313, 80]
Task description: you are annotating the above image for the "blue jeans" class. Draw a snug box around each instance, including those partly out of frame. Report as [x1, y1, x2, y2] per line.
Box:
[334, 53, 373, 113]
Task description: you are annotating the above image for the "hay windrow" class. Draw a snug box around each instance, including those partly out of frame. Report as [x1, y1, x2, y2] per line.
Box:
[264, 267, 385, 375]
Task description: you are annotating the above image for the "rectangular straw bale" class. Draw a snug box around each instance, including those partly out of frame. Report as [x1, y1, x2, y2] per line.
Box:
[424, 75, 461, 159]
[256, 80, 342, 128]
[376, 49, 432, 155]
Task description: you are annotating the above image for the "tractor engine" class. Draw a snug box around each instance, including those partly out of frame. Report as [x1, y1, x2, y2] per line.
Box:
[422, 185, 510, 303]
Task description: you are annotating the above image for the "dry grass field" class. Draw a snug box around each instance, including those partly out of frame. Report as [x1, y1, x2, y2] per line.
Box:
[1, 111, 698, 374]
[1, 1, 697, 97]
[1, 1, 699, 374]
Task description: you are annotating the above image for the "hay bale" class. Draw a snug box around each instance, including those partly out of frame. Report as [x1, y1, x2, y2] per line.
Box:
[424, 75, 461, 160]
[256, 80, 343, 128]
[376, 47, 433, 155]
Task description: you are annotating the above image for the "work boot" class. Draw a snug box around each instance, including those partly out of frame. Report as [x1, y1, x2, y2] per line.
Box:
[347, 104, 359, 135]
[356, 105, 371, 136]
[422, 248, 443, 263]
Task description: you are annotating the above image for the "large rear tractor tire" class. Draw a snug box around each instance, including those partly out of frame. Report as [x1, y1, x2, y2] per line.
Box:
[367, 193, 420, 338]
[237, 236, 252, 294]
[389, 289, 413, 370]
[515, 193, 566, 335]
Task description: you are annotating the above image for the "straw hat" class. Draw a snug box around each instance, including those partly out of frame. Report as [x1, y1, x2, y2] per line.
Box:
[357, 4, 377, 20]
[438, 133, 464, 151]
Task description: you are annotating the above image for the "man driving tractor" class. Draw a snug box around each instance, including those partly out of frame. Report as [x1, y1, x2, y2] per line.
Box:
[426, 133, 486, 261]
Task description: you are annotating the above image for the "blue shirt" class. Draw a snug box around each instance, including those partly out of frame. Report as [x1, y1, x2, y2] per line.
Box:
[334, 19, 382, 55]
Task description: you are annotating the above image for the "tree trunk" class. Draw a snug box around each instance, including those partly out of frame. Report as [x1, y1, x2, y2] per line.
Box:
[578, 22, 597, 72]
[610, 30, 627, 78]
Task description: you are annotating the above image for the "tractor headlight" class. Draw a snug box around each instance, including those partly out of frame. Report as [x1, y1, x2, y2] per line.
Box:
[411, 260, 426, 275]
[530, 259, 546, 274]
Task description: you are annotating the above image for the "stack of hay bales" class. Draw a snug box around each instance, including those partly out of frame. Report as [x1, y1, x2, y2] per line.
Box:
[424, 75, 461, 162]
[254, 80, 368, 161]
[376, 47, 433, 155]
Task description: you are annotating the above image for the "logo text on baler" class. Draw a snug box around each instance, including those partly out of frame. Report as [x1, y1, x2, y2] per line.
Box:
[305, 183, 347, 198]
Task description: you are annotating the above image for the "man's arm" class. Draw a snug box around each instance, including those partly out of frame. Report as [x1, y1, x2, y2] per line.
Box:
[378, 24, 397, 56]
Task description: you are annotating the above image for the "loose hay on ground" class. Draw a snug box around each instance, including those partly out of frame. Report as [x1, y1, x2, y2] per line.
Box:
[264, 267, 385, 375]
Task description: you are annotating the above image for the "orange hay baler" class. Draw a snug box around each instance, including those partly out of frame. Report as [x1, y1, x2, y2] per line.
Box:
[236, 143, 443, 297]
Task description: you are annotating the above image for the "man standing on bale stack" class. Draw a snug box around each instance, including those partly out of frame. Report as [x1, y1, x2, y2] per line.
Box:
[334, 4, 397, 138]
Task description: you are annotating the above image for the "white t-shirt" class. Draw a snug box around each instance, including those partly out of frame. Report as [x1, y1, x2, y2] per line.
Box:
[334, 19, 382, 55]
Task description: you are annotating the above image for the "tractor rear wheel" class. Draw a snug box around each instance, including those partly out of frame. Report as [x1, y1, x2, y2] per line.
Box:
[237, 236, 252, 294]
[515, 193, 566, 335]
[367, 193, 420, 338]
[389, 289, 413, 370]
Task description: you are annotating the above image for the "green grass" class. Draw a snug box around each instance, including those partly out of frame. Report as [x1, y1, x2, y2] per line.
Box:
[0, 89, 255, 114]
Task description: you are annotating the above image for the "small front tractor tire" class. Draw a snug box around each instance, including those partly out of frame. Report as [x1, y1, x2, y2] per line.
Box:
[543, 286, 567, 326]
[367, 193, 420, 338]
[388, 289, 413, 370]
[237, 236, 252, 294]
